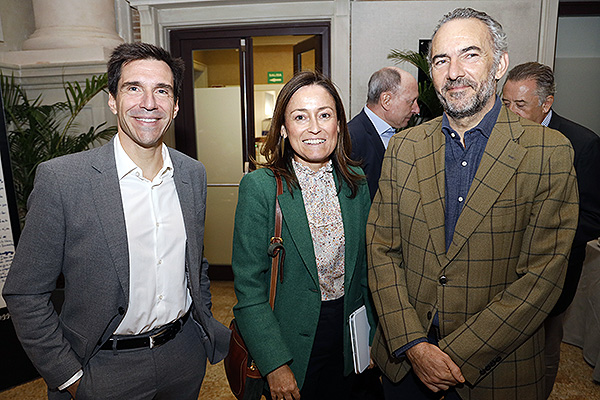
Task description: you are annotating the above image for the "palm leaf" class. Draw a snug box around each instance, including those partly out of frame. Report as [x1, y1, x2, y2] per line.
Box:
[60, 74, 110, 149]
[1, 72, 116, 222]
[387, 49, 431, 77]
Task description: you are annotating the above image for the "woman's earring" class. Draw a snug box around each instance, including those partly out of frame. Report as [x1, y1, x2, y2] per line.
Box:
[280, 135, 286, 158]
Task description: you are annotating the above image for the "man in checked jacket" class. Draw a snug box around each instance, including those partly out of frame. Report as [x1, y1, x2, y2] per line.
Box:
[367, 8, 578, 400]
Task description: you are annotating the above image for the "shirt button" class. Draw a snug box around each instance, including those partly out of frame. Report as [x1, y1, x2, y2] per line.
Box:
[158, 295, 164, 301]
[450, 133, 455, 138]
[461, 161, 467, 167]
[439, 275, 448, 285]
[458, 196, 464, 202]
[157, 259, 163, 265]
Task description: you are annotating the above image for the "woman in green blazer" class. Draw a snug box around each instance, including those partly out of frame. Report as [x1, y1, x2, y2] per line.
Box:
[232, 71, 376, 400]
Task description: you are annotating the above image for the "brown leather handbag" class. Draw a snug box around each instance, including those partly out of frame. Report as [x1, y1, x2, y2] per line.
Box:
[224, 171, 285, 400]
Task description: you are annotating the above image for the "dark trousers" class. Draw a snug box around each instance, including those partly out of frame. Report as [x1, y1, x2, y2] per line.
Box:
[350, 367, 385, 400]
[300, 297, 355, 400]
[382, 327, 462, 400]
[74, 316, 207, 400]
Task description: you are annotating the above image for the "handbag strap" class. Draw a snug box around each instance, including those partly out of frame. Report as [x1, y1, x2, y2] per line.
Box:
[268, 170, 285, 310]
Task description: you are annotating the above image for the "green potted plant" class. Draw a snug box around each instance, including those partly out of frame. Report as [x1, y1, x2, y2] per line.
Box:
[1, 73, 116, 222]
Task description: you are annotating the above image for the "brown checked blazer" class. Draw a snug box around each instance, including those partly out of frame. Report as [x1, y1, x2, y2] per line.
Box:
[367, 106, 579, 400]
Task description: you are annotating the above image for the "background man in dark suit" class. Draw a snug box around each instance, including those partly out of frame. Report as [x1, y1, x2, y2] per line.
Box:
[3, 42, 230, 400]
[349, 67, 420, 200]
[502, 61, 600, 398]
[368, 8, 578, 400]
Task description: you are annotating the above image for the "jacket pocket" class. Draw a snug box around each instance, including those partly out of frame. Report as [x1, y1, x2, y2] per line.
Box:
[61, 322, 89, 361]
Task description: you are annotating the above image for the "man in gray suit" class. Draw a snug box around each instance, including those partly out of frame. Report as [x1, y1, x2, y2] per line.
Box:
[3, 42, 230, 400]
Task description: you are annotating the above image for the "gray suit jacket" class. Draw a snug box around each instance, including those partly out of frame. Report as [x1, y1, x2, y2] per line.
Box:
[3, 138, 230, 396]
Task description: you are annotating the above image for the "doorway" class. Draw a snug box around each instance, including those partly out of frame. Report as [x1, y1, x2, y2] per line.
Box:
[170, 23, 330, 271]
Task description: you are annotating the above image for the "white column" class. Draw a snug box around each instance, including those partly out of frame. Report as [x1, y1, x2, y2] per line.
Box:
[23, 0, 123, 50]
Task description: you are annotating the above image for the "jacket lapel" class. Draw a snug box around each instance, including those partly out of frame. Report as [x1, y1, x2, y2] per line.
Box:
[337, 174, 359, 287]
[363, 113, 386, 162]
[170, 151, 200, 297]
[413, 118, 448, 263]
[277, 183, 320, 287]
[446, 108, 527, 260]
[89, 139, 130, 299]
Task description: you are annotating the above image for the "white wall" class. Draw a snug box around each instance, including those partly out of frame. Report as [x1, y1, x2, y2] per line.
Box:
[0, 0, 35, 52]
[554, 16, 600, 135]
[129, 0, 557, 121]
[350, 0, 545, 117]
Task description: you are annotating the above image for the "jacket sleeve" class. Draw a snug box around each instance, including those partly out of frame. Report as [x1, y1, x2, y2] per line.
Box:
[2, 162, 82, 389]
[574, 133, 600, 243]
[231, 172, 293, 376]
[367, 135, 427, 354]
[439, 142, 579, 385]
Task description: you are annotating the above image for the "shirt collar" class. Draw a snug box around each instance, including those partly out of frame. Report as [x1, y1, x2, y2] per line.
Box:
[363, 105, 394, 136]
[541, 109, 553, 127]
[292, 158, 333, 176]
[442, 96, 502, 139]
[114, 135, 173, 181]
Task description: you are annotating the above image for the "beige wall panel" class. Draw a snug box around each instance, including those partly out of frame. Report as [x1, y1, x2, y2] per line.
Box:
[553, 16, 600, 135]
[254, 45, 294, 85]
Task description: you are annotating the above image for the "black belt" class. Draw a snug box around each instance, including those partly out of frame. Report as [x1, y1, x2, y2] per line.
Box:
[100, 311, 190, 350]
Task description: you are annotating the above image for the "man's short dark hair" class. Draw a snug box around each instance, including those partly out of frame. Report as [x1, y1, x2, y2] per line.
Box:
[506, 62, 556, 105]
[366, 67, 403, 105]
[107, 42, 185, 101]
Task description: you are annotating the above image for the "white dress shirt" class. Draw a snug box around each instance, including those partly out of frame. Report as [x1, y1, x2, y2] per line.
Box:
[59, 137, 192, 390]
[114, 135, 191, 335]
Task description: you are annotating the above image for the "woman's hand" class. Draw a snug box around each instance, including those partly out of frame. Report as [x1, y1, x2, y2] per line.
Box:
[266, 365, 301, 400]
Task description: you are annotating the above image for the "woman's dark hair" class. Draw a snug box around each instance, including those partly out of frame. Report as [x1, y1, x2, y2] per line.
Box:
[107, 42, 185, 101]
[259, 70, 363, 197]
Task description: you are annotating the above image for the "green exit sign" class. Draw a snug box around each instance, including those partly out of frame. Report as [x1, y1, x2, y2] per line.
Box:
[268, 71, 284, 83]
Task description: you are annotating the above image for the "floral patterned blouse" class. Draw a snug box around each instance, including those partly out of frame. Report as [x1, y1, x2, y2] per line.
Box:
[293, 159, 345, 301]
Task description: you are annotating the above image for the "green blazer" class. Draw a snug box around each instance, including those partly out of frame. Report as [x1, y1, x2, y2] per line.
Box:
[232, 166, 374, 389]
[368, 107, 579, 400]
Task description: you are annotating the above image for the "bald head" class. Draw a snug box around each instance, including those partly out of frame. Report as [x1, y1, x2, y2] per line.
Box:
[366, 67, 420, 129]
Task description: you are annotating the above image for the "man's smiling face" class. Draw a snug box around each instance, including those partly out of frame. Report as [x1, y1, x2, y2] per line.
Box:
[108, 59, 179, 150]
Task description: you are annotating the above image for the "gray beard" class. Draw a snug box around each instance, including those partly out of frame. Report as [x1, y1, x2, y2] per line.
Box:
[437, 71, 497, 120]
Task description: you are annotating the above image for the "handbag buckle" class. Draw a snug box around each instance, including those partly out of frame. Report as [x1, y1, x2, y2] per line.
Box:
[249, 361, 258, 371]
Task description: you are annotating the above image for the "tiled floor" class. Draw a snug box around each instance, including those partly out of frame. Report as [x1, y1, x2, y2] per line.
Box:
[1, 281, 598, 399]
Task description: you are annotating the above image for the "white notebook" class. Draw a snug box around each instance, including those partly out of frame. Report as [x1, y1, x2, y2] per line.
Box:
[349, 305, 370, 374]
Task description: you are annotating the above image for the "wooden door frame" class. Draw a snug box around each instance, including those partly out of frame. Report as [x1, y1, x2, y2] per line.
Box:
[169, 22, 330, 161]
